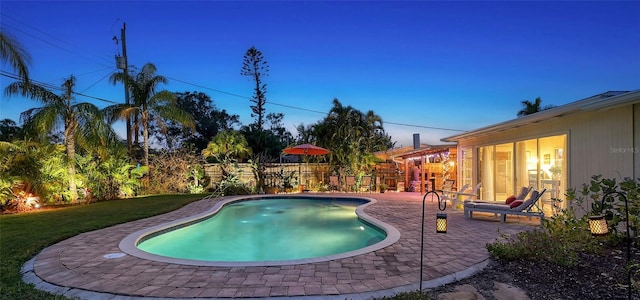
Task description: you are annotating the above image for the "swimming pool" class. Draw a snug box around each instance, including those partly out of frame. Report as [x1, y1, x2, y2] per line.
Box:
[119, 195, 400, 266]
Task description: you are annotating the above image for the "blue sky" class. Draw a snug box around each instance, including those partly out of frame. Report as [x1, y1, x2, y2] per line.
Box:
[1, 1, 639, 147]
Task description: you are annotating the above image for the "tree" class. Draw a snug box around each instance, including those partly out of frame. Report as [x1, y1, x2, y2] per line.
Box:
[240, 112, 293, 157]
[266, 112, 293, 147]
[165, 91, 240, 151]
[517, 97, 556, 117]
[5, 75, 116, 201]
[0, 119, 23, 141]
[202, 130, 252, 163]
[107, 63, 195, 168]
[0, 32, 31, 84]
[311, 98, 393, 176]
[241, 46, 269, 131]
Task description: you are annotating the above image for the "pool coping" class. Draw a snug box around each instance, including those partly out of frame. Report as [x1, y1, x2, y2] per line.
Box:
[119, 194, 401, 267]
[22, 255, 490, 300]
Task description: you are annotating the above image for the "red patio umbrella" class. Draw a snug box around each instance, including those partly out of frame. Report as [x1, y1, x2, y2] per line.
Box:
[283, 144, 330, 190]
[282, 143, 330, 156]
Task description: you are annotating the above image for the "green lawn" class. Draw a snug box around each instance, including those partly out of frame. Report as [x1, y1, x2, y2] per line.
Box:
[0, 194, 431, 300]
[0, 194, 206, 299]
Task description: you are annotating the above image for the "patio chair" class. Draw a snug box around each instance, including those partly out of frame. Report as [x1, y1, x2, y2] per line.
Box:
[463, 189, 546, 224]
[464, 182, 483, 201]
[432, 179, 455, 202]
[329, 175, 340, 192]
[346, 176, 356, 192]
[440, 183, 470, 208]
[361, 176, 372, 193]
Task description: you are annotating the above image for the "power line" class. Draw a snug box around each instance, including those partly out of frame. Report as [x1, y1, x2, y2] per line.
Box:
[1, 14, 466, 133]
[1, 13, 113, 68]
[164, 74, 466, 132]
[80, 69, 116, 93]
[0, 71, 120, 104]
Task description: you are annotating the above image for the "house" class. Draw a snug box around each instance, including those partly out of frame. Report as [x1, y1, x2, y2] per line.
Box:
[442, 90, 640, 216]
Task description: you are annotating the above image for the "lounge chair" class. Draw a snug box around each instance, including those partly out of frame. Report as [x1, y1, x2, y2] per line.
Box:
[329, 175, 339, 192]
[450, 182, 483, 209]
[346, 176, 356, 192]
[441, 183, 469, 207]
[432, 179, 455, 202]
[361, 176, 372, 193]
[464, 185, 531, 205]
[464, 189, 546, 224]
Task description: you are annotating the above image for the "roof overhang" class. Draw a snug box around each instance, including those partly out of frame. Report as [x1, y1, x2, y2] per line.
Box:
[441, 90, 640, 142]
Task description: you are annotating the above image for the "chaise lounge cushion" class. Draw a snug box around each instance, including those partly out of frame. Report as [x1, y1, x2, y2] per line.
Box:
[469, 202, 512, 211]
[509, 200, 523, 208]
[505, 195, 516, 204]
[515, 186, 530, 200]
[511, 190, 539, 211]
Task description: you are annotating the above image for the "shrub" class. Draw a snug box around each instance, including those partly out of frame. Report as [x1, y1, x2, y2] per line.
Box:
[566, 175, 639, 244]
[487, 208, 604, 266]
[220, 183, 252, 196]
[147, 149, 205, 194]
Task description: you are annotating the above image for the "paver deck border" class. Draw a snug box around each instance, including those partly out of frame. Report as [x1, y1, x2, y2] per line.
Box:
[23, 192, 537, 299]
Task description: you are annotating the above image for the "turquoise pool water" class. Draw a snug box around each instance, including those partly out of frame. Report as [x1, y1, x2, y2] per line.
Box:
[136, 198, 387, 262]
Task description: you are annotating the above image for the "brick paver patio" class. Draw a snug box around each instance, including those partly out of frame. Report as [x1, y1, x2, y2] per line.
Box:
[24, 192, 537, 299]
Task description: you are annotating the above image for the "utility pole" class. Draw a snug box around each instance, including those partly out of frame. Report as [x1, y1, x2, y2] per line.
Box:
[116, 23, 132, 153]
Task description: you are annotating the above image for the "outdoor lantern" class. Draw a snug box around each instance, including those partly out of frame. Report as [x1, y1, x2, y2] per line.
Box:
[590, 191, 633, 300]
[436, 213, 447, 233]
[588, 215, 609, 236]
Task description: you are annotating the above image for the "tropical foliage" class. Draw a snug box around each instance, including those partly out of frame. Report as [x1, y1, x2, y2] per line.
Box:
[1, 39, 398, 209]
[107, 63, 195, 168]
[0, 32, 31, 84]
[76, 149, 145, 201]
[5, 75, 118, 201]
[566, 175, 639, 242]
[203, 130, 252, 185]
[307, 98, 393, 178]
[517, 97, 556, 117]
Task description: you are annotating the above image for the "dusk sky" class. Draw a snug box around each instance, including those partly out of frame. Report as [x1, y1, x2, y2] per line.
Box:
[1, 1, 639, 147]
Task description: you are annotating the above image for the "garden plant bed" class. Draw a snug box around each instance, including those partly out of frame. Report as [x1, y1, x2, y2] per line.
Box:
[423, 246, 639, 300]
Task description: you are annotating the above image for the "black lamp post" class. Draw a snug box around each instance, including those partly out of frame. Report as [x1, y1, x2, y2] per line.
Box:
[588, 191, 633, 300]
[420, 190, 447, 292]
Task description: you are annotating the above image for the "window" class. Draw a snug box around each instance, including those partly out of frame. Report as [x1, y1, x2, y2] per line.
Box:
[477, 134, 567, 216]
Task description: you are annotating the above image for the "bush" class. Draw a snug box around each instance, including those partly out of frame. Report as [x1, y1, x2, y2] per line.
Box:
[487, 209, 604, 266]
[147, 149, 205, 194]
[566, 175, 639, 244]
[221, 183, 252, 196]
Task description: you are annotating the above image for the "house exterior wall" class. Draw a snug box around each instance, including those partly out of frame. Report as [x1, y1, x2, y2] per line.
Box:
[455, 102, 638, 216]
[568, 106, 635, 185]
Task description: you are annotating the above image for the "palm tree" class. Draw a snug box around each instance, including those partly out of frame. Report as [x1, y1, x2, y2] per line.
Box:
[0, 32, 31, 84]
[4, 75, 114, 201]
[202, 130, 252, 163]
[517, 97, 555, 117]
[203, 130, 252, 181]
[107, 63, 195, 168]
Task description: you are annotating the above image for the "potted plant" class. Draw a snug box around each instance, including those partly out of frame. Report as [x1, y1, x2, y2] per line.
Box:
[379, 183, 387, 193]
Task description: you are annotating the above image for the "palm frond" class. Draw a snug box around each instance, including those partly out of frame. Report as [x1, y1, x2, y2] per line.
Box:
[0, 32, 31, 84]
